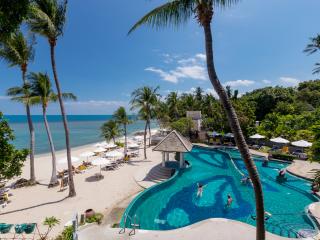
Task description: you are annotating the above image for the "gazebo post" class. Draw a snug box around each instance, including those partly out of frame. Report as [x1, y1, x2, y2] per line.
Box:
[166, 152, 169, 162]
[162, 152, 166, 167]
[179, 152, 184, 168]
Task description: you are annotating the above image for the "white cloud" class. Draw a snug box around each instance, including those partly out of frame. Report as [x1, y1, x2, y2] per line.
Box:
[279, 77, 300, 86]
[223, 79, 255, 87]
[65, 100, 127, 107]
[0, 96, 10, 100]
[262, 79, 271, 84]
[146, 53, 208, 83]
[145, 67, 179, 83]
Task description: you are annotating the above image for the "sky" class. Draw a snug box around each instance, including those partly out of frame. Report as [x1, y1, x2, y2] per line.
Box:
[0, 0, 320, 115]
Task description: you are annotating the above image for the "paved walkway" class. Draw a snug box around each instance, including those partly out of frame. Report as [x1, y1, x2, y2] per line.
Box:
[78, 219, 291, 240]
[286, 160, 320, 180]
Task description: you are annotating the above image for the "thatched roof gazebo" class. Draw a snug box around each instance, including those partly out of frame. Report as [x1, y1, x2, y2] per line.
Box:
[153, 130, 193, 168]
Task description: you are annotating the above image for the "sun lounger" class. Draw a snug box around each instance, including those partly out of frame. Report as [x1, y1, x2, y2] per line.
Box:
[13, 223, 37, 239]
[0, 223, 13, 234]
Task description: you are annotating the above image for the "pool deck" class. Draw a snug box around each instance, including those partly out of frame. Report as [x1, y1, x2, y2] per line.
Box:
[78, 218, 291, 240]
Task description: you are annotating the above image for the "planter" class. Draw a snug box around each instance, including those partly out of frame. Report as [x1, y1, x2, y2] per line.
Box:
[85, 209, 95, 218]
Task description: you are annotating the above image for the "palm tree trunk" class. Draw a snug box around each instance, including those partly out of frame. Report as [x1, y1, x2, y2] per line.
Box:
[22, 69, 36, 183]
[43, 106, 58, 187]
[148, 119, 151, 146]
[50, 42, 76, 197]
[203, 22, 265, 240]
[144, 121, 147, 159]
[26, 104, 36, 183]
[124, 123, 127, 155]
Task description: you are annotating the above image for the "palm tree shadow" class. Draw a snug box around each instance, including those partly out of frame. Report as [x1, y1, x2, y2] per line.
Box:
[0, 196, 68, 216]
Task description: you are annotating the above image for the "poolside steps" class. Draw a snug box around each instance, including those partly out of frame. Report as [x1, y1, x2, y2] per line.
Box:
[144, 164, 173, 183]
[134, 163, 175, 189]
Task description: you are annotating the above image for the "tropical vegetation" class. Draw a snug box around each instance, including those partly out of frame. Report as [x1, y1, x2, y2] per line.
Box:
[27, 0, 76, 197]
[113, 107, 132, 155]
[101, 120, 121, 144]
[0, 112, 28, 181]
[0, 30, 36, 183]
[131, 86, 159, 159]
[28, 72, 76, 186]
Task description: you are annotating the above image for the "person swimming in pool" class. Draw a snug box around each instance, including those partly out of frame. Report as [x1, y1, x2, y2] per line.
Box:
[226, 194, 233, 207]
[197, 183, 204, 198]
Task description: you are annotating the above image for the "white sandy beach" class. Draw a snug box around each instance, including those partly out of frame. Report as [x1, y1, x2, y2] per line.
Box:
[0, 135, 161, 237]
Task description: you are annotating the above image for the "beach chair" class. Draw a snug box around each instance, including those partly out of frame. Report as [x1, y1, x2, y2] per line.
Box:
[13, 223, 37, 240]
[0, 223, 13, 235]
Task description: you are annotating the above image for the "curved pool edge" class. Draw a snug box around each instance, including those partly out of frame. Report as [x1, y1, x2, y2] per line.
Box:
[120, 145, 319, 238]
[120, 160, 193, 227]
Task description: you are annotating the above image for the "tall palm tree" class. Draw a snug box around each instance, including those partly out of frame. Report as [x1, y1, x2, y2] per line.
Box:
[129, 1, 266, 239]
[166, 92, 180, 120]
[28, 72, 76, 187]
[131, 86, 160, 159]
[0, 31, 36, 183]
[304, 34, 320, 74]
[113, 107, 131, 155]
[27, 0, 76, 196]
[101, 120, 121, 144]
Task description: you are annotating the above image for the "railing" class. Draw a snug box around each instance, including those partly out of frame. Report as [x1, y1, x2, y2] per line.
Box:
[119, 213, 140, 236]
[119, 213, 131, 234]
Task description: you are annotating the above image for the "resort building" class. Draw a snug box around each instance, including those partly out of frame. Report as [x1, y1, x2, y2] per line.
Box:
[186, 111, 202, 131]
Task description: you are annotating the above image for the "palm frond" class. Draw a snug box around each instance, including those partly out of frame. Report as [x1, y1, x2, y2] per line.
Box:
[304, 35, 320, 55]
[313, 63, 320, 75]
[62, 93, 76, 101]
[128, 0, 196, 34]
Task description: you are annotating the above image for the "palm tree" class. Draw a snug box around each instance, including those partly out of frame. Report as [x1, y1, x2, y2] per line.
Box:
[27, 0, 76, 196]
[129, 1, 266, 239]
[131, 86, 160, 159]
[0, 31, 36, 184]
[304, 34, 320, 74]
[113, 107, 131, 155]
[101, 120, 120, 144]
[166, 92, 180, 120]
[28, 72, 76, 187]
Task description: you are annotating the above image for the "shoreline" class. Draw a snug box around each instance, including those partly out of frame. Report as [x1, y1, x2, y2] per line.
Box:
[34, 127, 159, 157]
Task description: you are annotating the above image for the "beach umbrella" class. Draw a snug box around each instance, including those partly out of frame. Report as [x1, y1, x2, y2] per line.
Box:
[94, 147, 106, 153]
[58, 156, 80, 164]
[133, 136, 143, 141]
[224, 133, 234, 138]
[104, 142, 117, 149]
[105, 150, 124, 159]
[249, 134, 265, 139]
[128, 143, 140, 149]
[212, 131, 221, 137]
[79, 151, 95, 161]
[291, 140, 312, 148]
[92, 158, 112, 177]
[93, 142, 104, 147]
[270, 137, 290, 144]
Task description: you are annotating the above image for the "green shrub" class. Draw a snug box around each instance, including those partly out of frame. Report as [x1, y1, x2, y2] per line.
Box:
[55, 226, 73, 240]
[85, 213, 104, 225]
[270, 152, 295, 161]
[115, 141, 124, 147]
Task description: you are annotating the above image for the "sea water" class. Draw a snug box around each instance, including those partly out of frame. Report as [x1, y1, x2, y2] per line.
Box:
[4, 115, 157, 154]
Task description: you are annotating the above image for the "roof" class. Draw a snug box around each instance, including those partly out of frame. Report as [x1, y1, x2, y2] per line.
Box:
[153, 130, 193, 153]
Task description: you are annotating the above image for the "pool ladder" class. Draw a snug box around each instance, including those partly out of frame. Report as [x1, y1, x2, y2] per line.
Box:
[119, 213, 140, 236]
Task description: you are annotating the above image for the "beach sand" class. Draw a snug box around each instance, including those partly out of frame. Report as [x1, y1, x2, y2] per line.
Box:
[0, 138, 161, 237]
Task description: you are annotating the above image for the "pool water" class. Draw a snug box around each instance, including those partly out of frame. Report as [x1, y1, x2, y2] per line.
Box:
[121, 146, 318, 238]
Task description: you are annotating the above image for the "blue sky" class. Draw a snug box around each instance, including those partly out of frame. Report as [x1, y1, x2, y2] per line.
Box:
[1, 0, 320, 114]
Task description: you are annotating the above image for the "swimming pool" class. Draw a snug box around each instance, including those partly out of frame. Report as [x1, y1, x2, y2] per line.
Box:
[121, 146, 319, 238]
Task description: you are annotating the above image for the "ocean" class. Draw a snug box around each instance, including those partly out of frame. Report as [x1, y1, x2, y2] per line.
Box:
[4, 115, 158, 154]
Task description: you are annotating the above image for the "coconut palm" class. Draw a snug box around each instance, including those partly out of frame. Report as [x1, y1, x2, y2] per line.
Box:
[131, 86, 160, 159]
[113, 107, 131, 155]
[129, 1, 265, 239]
[101, 120, 121, 144]
[304, 34, 320, 75]
[28, 72, 76, 186]
[166, 92, 180, 120]
[0, 31, 36, 183]
[27, 0, 76, 196]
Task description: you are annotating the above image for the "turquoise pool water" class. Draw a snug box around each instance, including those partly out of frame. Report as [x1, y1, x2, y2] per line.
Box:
[122, 146, 319, 238]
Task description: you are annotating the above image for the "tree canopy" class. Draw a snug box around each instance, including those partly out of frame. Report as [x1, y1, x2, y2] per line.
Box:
[0, 112, 28, 180]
